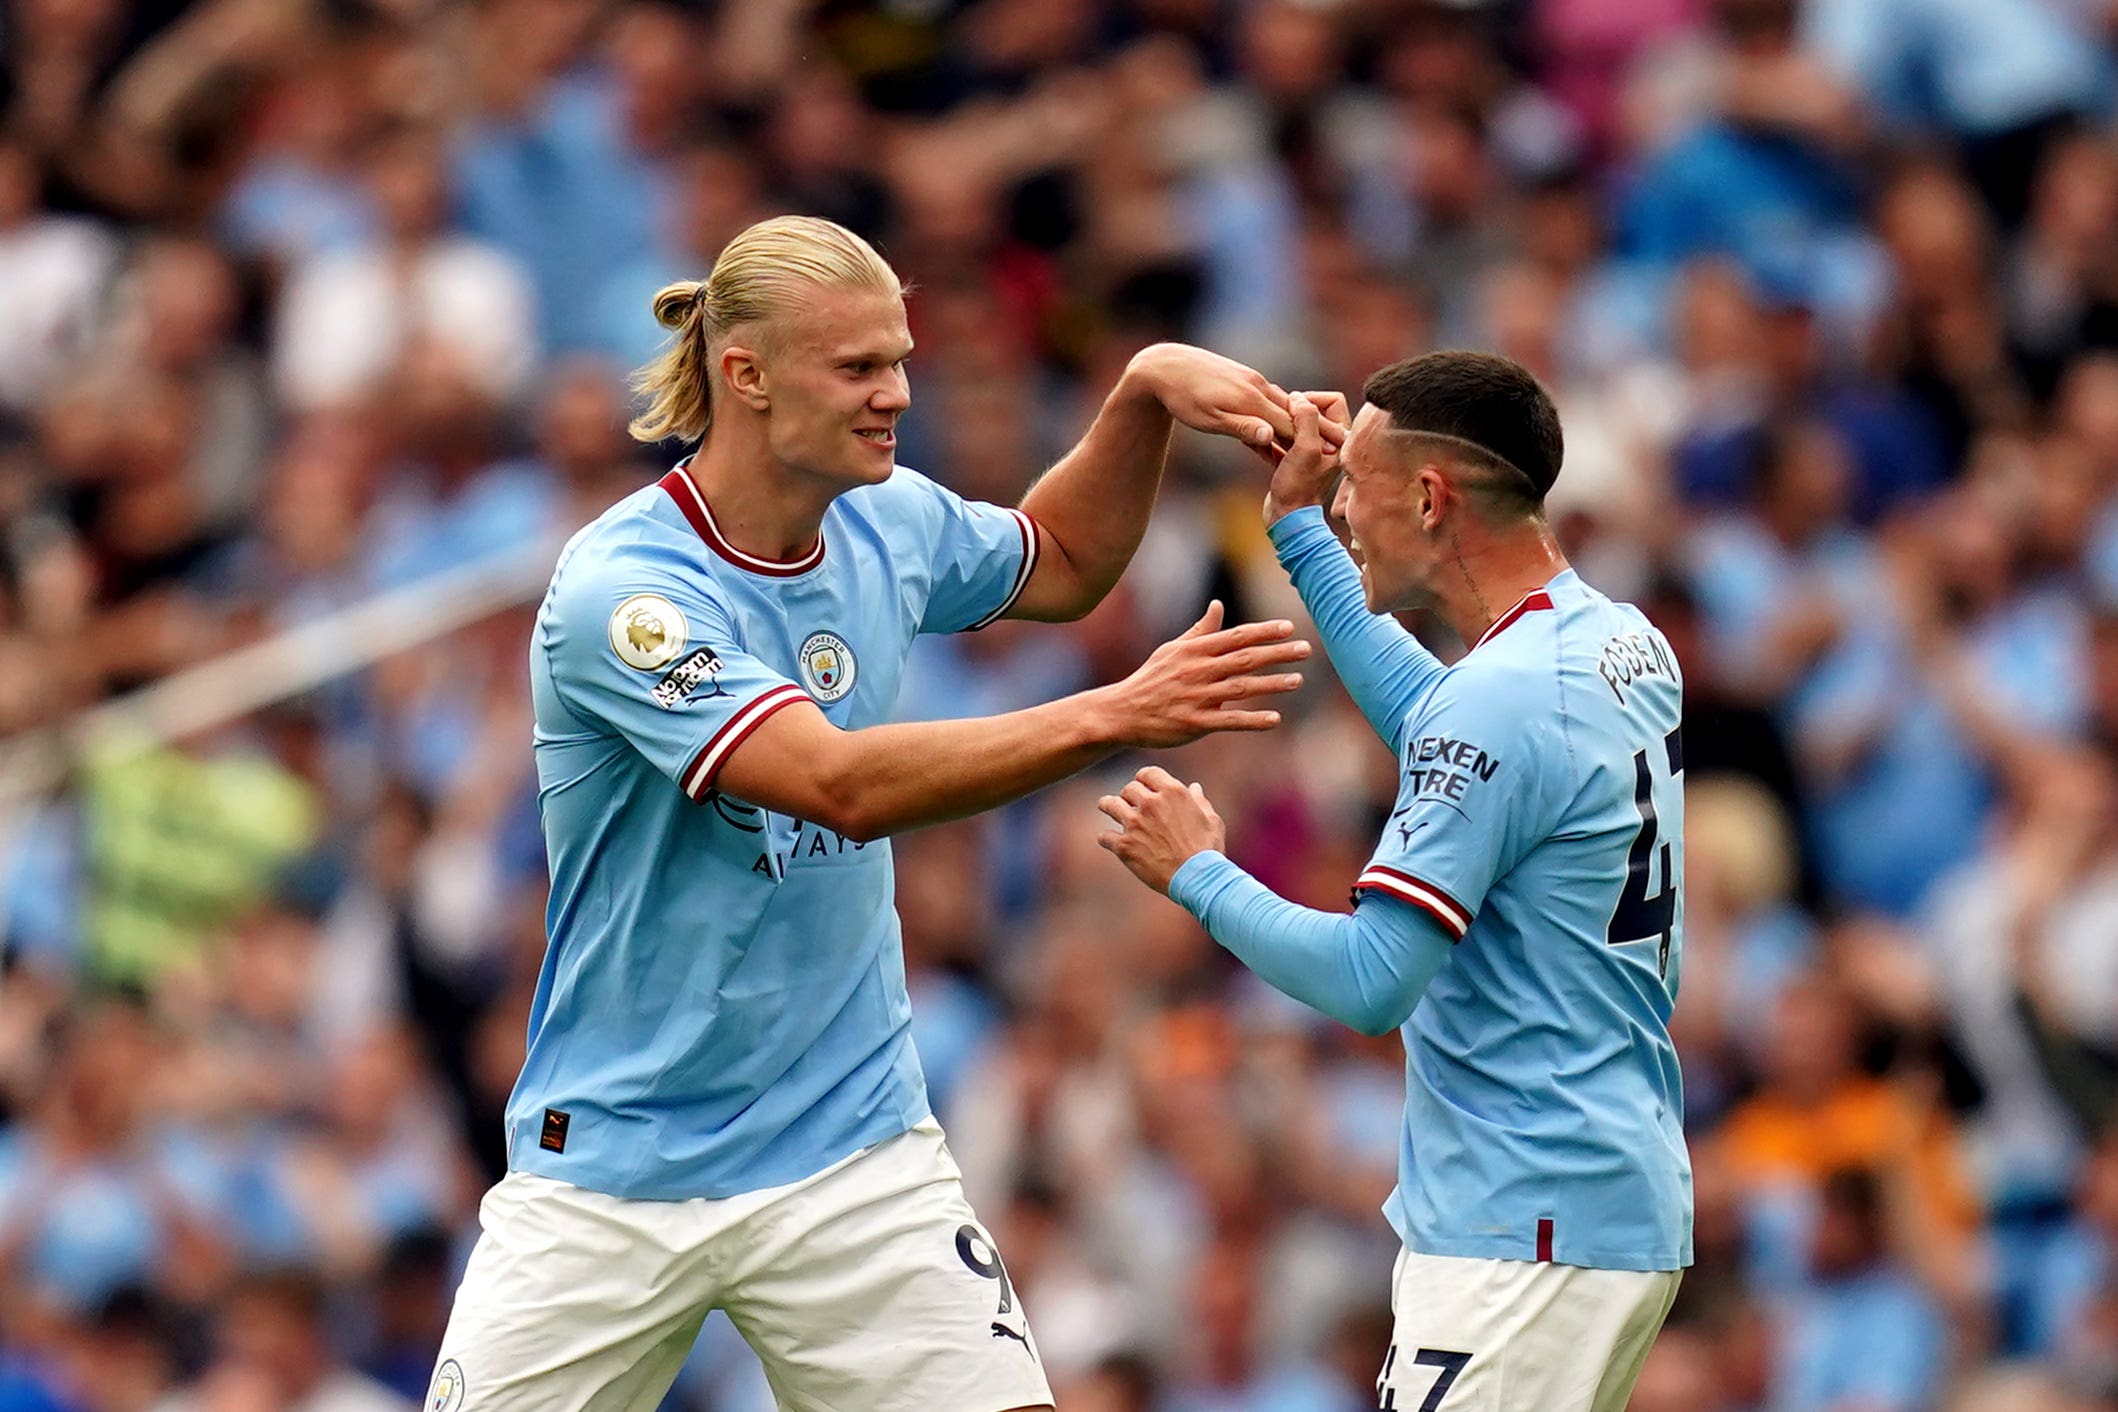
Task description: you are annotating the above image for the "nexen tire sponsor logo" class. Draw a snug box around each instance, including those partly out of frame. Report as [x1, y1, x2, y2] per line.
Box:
[1402, 735, 1500, 808]
[652, 648, 725, 708]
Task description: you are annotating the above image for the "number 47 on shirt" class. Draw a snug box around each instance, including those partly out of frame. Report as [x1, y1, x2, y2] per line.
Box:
[1378, 1344, 1471, 1411]
[1606, 725, 1682, 984]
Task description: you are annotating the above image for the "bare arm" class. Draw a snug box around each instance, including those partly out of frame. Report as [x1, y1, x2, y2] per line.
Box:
[1009, 345, 1295, 622]
[716, 605, 1308, 841]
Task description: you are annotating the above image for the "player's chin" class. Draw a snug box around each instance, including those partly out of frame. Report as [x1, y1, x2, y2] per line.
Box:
[837, 445, 897, 485]
[1360, 571, 1407, 615]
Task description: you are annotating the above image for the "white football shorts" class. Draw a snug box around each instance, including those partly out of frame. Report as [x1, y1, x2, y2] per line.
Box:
[1377, 1247, 1681, 1412]
[428, 1118, 1052, 1412]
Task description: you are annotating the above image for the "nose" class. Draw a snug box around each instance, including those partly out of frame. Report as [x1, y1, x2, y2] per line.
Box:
[874, 366, 910, 414]
[1331, 476, 1352, 521]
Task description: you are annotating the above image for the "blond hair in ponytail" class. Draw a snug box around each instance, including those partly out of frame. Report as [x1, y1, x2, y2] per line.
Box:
[628, 216, 904, 444]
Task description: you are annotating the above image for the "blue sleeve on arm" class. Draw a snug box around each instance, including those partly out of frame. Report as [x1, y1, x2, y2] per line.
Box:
[1269, 506, 1443, 752]
[1169, 850, 1454, 1036]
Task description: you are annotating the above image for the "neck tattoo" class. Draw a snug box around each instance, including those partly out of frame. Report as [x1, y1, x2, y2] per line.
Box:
[1448, 524, 1489, 626]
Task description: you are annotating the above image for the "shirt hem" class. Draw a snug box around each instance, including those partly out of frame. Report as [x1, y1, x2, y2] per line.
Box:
[1392, 1229, 1692, 1273]
[965, 508, 1039, 631]
[505, 1107, 930, 1202]
[680, 683, 811, 799]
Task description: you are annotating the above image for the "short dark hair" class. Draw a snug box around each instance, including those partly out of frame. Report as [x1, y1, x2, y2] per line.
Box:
[1361, 351, 1564, 510]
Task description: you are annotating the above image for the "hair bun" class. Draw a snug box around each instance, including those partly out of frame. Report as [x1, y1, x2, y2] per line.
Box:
[651, 280, 705, 331]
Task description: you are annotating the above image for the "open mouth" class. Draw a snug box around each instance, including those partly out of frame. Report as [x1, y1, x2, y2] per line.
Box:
[854, 428, 896, 449]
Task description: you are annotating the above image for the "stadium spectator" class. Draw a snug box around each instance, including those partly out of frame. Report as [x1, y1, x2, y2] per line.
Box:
[273, 125, 537, 413]
[159, 1268, 409, 1412]
[1774, 1167, 1948, 1412]
[3, 2, 2118, 1407]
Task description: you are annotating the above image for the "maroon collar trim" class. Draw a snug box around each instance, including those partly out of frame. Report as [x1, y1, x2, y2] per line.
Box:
[659, 466, 825, 577]
[1471, 588, 1555, 650]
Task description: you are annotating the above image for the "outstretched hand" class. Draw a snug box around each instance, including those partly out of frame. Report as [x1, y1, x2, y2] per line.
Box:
[1103, 600, 1309, 749]
[1262, 390, 1350, 527]
[1097, 766, 1226, 894]
[1129, 344, 1297, 450]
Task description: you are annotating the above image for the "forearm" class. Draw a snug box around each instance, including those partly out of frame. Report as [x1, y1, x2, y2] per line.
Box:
[1932, 649, 2054, 786]
[1269, 507, 1442, 751]
[825, 689, 1127, 839]
[1169, 851, 1451, 1036]
[1012, 364, 1173, 620]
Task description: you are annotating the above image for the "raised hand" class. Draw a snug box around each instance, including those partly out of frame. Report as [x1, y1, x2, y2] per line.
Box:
[1130, 344, 1297, 450]
[1096, 765, 1226, 894]
[1102, 600, 1308, 748]
[1263, 390, 1350, 527]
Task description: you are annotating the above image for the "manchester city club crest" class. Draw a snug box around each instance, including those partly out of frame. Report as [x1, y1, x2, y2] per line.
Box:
[798, 630, 857, 703]
[427, 1359, 466, 1412]
[609, 593, 687, 671]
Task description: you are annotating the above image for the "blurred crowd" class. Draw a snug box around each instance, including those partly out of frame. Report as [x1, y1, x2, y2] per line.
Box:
[4, 0, 2118, 1409]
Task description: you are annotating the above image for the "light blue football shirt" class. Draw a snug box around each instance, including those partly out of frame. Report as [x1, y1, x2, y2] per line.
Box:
[1272, 508, 1692, 1271]
[512, 462, 1037, 1200]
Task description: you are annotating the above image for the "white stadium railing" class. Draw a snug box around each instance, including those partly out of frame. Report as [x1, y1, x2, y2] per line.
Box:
[0, 538, 564, 829]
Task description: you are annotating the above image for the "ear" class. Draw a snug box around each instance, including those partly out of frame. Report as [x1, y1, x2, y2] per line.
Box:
[1415, 465, 1450, 531]
[720, 343, 771, 412]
